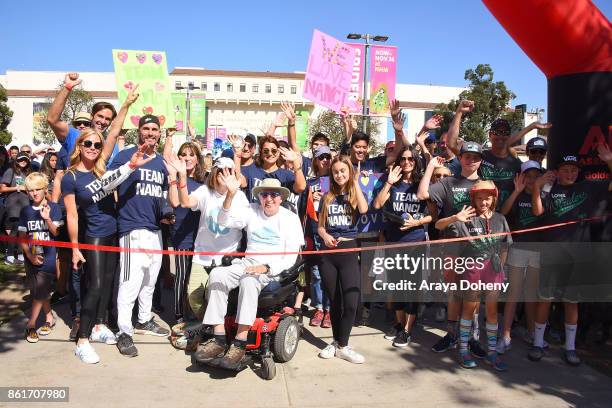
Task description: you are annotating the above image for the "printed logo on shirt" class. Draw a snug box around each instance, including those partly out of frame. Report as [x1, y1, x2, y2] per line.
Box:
[85, 168, 125, 203]
[27, 220, 50, 240]
[479, 162, 515, 181]
[552, 191, 588, 217]
[392, 192, 420, 213]
[326, 203, 353, 227]
[518, 206, 537, 226]
[205, 207, 230, 235]
[251, 225, 281, 245]
[135, 169, 165, 198]
[451, 187, 470, 211]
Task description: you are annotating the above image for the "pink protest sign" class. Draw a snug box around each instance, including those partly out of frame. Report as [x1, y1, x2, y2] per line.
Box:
[369, 45, 397, 115]
[345, 43, 365, 114]
[303, 30, 356, 113]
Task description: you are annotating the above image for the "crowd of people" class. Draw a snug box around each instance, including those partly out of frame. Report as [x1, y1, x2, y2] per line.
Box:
[3, 72, 611, 372]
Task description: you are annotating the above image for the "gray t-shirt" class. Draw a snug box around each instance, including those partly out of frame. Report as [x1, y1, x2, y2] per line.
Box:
[447, 212, 512, 259]
[428, 175, 478, 217]
[478, 150, 522, 207]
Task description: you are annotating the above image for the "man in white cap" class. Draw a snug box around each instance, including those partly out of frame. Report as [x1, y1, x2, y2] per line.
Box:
[194, 177, 304, 369]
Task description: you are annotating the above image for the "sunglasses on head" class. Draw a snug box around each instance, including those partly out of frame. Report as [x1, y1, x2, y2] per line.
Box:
[259, 191, 281, 199]
[81, 140, 103, 150]
[262, 148, 278, 156]
[317, 154, 331, 161]
[399, 156, 415, 163]
[74, 121, 91, 127]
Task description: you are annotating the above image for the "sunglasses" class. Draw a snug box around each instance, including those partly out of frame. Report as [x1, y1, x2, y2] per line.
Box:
[529, 149, 546, 155]
[399, 156, 415, 163]
[317, 154, 331, 161]
[258, 191, 281, 199]
[21, 151, 31, 155]
[432, 173, 449, 179]
[74, 121, 91, 127]
[81, 140, 103, 150]
[17, 158, 29, 163]
[262, 148, 278, 156]
[244, 142, 254, 149]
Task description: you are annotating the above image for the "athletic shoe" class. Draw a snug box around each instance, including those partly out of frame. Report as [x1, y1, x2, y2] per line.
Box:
[431, 333, 457, 353]
[318, 341, 338, 359]
[134, 318, 169, 337]
[435, 306, 447, 322]
[49, 292, 67, 305]
[321, 311, 332, 329]
[194, 339, 227, 364]
[37, 320, 55, 336]
[469, 338, 487, 359]
[384, 323, 403, 340]
[485, 352, 508, 372]
[496, 337, 512, 354]
[527, 346, 544, 362]
[310, 309, 324, 327]
[25, 328, 39, 343]
[116, 333, 138, 357]
[75, 342, 100, 364]
[460, 351, 477, 369]
[336, 346, 365, 364]
[90, 325, 117, 345]
[4, 256, 15, 265]
[69, 318, 80, 341]
[393, 330, 411, 348]
[218, 344, 246, 370]
[564, 350, 581, 366]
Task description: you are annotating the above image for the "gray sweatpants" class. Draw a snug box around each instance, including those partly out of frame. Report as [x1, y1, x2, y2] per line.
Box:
[203, 259, 273, 327]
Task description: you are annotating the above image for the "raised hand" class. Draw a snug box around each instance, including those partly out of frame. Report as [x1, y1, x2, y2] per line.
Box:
[221, 168, 240, 195]
[125, 83, 140, 105]
[340, 107, 355, 138]
[163, 152, 185, 177]
[387, 166, 402, 184]
[273, 112, 287, 127]
[455, 205, 476, 223]
[424, 114, 443, 130]
[427, 156, 445, 169]
[392, 111, 406, 132]
[187, 122, 196, 137]
[39, 202, 51, 221]
[130, 143, 155, 169]
[513, 173, 526, 193]
[389, 99, 401, 119]
[64, 72, 81, 89]
[416, 130, 429, 146]
[228, 134, 244, 151]
[279, 146, 298, 163]
[530, 121, 552, 130]
[456, 100, 475, 114]
[165, 127, 177, 139]
[280, 101, 296, 123]
[597, 143, 612, 164]
[536, 170, 556, 188]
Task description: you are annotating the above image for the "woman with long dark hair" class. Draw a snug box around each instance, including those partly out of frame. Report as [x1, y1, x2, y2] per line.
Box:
[39, 152, 58, 199]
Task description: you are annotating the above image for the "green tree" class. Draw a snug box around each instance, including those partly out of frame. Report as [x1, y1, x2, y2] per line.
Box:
[434, 64, 520, 144]
[308, 110, 382, 155]
[33, 83, 94, 145]
[0, 85, 13, 146]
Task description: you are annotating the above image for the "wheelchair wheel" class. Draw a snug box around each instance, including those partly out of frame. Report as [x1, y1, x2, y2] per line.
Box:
[261, 357, 276, 380]
[273, 317, 300, 362]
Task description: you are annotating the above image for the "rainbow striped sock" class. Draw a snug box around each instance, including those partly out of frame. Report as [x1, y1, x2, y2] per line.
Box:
[486, 322, 498, 355]
[459, 319, 472, 354]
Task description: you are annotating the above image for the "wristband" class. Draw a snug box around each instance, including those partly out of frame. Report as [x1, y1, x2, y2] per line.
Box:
[65, 83, 74, 91]
[128, 162, 137, 170]
[169, 180, 178, 186]
[288, 123, 295, 127]
[178, 183, 187, 189]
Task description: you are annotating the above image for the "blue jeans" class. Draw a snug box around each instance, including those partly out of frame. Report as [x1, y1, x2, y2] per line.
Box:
[309, 235, 329, 311]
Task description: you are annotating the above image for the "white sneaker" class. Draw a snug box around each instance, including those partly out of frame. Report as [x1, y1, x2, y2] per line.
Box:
[336, 346, 365, 364]
[75, 342, 100, 364]
[318, 341, 338, 359]
[90, 325, 117, 345]
[496, 337, 512, 354]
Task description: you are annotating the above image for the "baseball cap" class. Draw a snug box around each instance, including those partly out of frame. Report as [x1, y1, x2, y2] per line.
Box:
[526, 137, 547, 152]
[557, 155, 580, 168]
[244, 134, 256, 146]
[213, 157, 235, 170]
[424, 135, 437, 144]
[521, 160, 543, 173]
[16, 152, 31, 162]
[314, 145, 332, 158]
[490, 119, 511, 136]
[460, 141, 483, 156]
[138, 114, 160, 128]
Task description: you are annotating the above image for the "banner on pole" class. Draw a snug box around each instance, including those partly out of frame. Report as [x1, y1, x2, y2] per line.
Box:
[344, 43, 365, 114]
[369, 45, 397, 115]
[171, 93, 186, 133]
[190, 95, 207, 136]
[112, 49, 175, 129]
[303, 30, 356, 113]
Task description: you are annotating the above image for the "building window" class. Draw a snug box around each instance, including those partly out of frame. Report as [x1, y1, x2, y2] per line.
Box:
[214, 82, 220, 92]
[290, 85, 297, 94]
[252, 84, 259, 93]
[265, 84, 272, 93]
[227, 83, 233, 92]
[201, 82, 207, 92]
[239, 83, 246, 92]
[278, 85, 284, 94]
[175, 81, 182, 90]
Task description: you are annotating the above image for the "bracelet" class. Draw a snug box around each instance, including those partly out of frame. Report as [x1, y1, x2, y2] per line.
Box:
[178, 183, 187, 189]
[128, 162, 137, 170]
[65, 84, 74, 91]
[288, 123, 295, 127]
[169, 180, 178, 186]
[385, 181, 392, 187]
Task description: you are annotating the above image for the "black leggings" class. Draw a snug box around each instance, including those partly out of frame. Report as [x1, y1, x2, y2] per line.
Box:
[319, 240, 361, 348]
[79, 234, 118, 339]
[174, 250, 193, 320]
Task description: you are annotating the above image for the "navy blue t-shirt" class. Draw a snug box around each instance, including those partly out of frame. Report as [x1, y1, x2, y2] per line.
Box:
[61, 169, 119, 237]
[242, 163, 299, 212]
[171, 177, 203, 249]
[375, 175, 428, 242]
[18, 202, 62, 274]
[319, 193, 358, 240]
[108, 147, 169, 236]
[352, 156, 387, 174]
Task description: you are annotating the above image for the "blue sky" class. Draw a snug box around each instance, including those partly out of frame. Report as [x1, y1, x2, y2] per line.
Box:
[2, 0, 610, 116]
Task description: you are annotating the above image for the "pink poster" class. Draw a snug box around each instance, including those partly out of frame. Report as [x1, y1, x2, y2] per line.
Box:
[303, 30, 356, 113]
[345, 43, 365, 114]
[369, 45, 397, 115]
[206, 127, 227, 149]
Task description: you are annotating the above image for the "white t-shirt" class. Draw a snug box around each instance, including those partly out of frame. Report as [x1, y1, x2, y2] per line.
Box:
[218, 202, 305, 276]
[190, 185, 249, 266]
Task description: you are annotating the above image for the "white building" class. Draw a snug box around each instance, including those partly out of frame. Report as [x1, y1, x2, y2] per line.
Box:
[1, 68, 538, 149]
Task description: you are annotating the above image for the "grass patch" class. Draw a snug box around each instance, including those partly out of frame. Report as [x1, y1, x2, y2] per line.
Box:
[0, 262, 24, 284]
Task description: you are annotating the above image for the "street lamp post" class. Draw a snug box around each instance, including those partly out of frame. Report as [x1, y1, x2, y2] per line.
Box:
[346, 33, 389, 132]
[175, 83, 200, 141]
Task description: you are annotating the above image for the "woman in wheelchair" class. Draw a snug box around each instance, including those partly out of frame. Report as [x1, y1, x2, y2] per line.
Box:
[195, 177, 305, 370]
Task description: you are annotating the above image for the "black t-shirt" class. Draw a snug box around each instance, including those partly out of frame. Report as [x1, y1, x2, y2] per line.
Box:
[428, 175, 478, 217]
[507, 190, 545, 244]
[478, 150, 522, 207]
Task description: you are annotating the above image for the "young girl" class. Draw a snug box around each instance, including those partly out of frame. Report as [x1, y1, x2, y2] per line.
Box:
[19, 173, 62, 343]
[436, 180, 512, 371]
[317, 156, 368, 363]
[373, 147, 432, 347]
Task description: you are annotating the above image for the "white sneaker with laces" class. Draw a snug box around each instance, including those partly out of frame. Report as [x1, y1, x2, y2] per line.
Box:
[90, 325, 117, 345]
[318, 341, 338, 359]
[336, 346, 365, 364]
[75, 342, 100, 364]
[496, 337, 512, 354]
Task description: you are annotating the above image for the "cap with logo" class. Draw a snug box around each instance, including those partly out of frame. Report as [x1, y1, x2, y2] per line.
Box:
[460, 141, 483, 156]
[557, 155, 580, 168]
[526, 137, 548, 152]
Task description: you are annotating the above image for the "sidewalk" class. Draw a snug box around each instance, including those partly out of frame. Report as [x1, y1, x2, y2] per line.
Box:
[1, 294, 611, 408]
